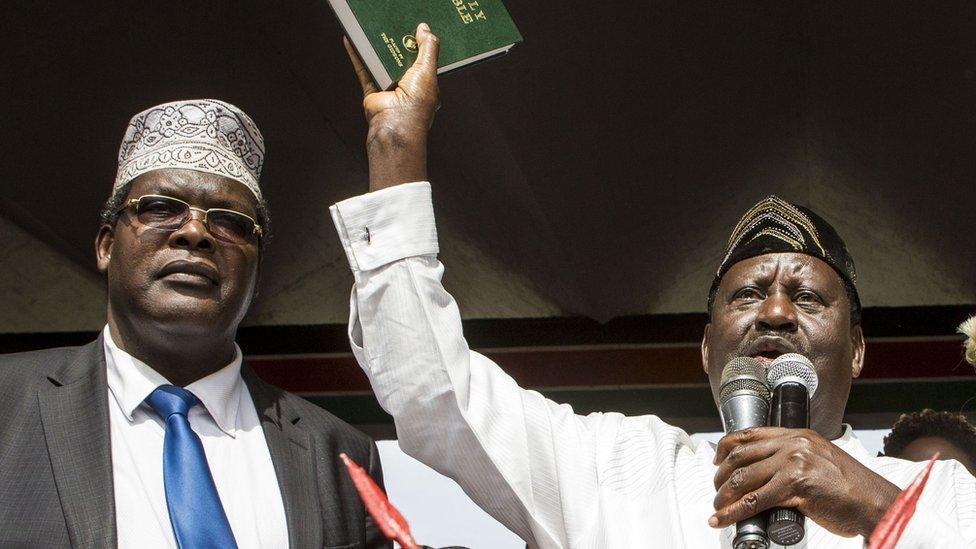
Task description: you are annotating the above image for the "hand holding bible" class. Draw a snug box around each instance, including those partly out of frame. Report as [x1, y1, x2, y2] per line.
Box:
[711, 427, 901, 539]
[345, 23, 440, 191]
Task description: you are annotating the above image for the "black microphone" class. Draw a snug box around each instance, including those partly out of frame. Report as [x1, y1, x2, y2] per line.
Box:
[765, 353, 819, 546]
[719, 357, 771, 549]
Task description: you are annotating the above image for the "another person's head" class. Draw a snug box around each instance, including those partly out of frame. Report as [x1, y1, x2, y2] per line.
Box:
[701, 196, 864, 438]
[95, 100, 269, 343]
[959, 315, 976, 368]
[883, 409, 976, 476]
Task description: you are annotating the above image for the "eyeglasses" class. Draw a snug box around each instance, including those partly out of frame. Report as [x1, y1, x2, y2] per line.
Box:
[118, 194, 262, 244]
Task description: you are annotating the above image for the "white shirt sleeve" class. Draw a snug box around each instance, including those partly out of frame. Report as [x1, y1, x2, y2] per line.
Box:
[330, 183, 625, 548]
[886, 459, 976, 548]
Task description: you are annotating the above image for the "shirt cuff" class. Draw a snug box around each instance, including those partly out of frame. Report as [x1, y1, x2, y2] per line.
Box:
[329, 181, 438, 272]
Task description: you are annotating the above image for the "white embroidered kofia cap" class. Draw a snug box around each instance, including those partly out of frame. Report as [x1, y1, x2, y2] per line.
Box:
[114, 99, 265, 200]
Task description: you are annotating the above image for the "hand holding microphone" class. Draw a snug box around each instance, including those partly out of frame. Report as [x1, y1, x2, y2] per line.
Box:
[715, 354, 817, 548]
[712, 354, 902, 540]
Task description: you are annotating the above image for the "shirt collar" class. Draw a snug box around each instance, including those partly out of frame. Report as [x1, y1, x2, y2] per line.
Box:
[103, 325, 246, 438]
[832, 423, 871, 461]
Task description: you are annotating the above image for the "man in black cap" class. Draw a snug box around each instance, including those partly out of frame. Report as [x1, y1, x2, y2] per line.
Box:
[332, 25, 976, 547]
[703, 195, 864, 440]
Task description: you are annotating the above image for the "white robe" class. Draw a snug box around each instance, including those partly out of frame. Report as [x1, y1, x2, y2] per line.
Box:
[330, 182, 976, 548]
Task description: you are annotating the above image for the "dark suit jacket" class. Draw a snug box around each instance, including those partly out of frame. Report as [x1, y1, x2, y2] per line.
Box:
[0, 336, 391, 548]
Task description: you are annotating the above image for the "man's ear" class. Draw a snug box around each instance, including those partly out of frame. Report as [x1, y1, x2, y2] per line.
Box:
[701, 323, 711, 374]
[851, 324, 865, 378]
[95, 224, 114, 274]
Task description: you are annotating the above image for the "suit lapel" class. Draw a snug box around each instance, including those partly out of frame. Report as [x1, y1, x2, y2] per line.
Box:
[37, 337, 117, 548]
[244, 367, 324, 548]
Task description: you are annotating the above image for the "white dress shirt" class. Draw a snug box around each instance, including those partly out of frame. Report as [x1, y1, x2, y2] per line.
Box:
[104, 326, 289, 548]
[330, 182, 976, 549]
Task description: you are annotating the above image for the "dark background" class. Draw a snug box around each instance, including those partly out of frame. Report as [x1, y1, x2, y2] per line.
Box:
[1, 1, 973, 431]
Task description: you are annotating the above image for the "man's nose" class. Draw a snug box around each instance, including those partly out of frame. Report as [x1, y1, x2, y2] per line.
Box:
[169, 210, 215, 252]
[755, 292, 798, 332]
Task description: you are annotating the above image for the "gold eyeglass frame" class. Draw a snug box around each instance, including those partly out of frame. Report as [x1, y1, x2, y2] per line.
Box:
[118, 194, 263, 241]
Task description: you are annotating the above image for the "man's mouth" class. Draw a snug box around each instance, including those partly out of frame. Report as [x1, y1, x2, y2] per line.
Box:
[745, 337, 797, 367]
[158, 260, 220, 287]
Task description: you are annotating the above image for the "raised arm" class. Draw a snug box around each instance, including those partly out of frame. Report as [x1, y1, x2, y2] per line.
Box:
[332, 25, 675, 548]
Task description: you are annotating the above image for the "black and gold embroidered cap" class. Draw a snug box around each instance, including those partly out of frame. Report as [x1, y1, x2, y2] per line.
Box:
[707, 195, 861, 318]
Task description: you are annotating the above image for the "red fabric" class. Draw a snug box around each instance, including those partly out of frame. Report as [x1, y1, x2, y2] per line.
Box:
[340, 453, 421, 549]
[868, 453, 939, 549]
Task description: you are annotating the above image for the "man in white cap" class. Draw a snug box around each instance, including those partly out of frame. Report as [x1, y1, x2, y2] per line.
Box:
[0, 99, 390, 548]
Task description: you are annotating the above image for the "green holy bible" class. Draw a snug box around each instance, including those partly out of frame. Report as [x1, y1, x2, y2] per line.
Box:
[328, 0, 523, 89]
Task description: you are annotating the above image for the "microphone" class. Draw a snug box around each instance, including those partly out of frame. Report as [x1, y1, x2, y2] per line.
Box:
[765, 353, 819, 546]
[719, 357, 771, 549]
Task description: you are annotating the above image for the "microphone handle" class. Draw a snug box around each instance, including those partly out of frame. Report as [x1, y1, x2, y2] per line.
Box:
[733, 514, 770, 549]
[722, 393, 771, 549]
[768, 382, 809, 546]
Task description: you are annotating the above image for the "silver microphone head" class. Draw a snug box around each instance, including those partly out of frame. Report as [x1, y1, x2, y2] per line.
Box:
[767, 353, 819, 397]
[720, 357, 770, 403]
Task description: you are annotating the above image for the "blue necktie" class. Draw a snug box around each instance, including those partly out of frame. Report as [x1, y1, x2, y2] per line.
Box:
[146, 385, 238, 549]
